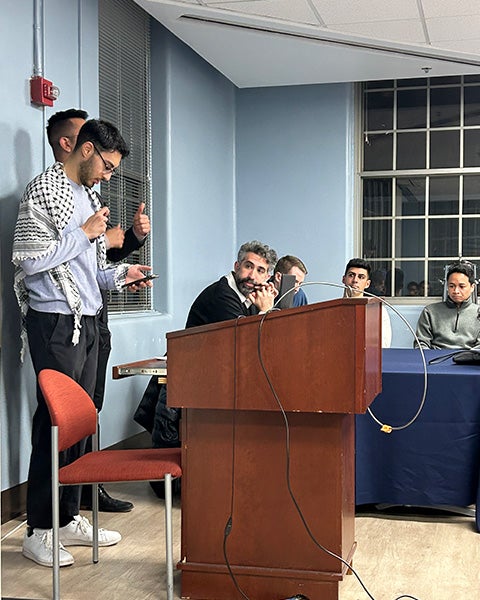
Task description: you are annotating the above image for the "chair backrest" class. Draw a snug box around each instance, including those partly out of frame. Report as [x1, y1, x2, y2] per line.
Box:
[38, 369, 97, 452]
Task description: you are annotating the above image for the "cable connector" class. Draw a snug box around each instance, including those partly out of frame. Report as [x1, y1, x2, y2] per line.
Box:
[224, 516, 232, 536]
[380, 424, 393, 433]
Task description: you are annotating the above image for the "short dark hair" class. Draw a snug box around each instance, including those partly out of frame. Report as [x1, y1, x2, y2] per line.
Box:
[274, 255, 307, 275]
[237, 240, 277, 274]
[344, 258, 371, 277]
[46, 108, 89, 146]
[75, 119, 129, 158]
[447, 262, 476, 284]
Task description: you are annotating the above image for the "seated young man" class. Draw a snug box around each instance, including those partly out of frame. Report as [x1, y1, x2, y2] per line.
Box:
[415, 262, 480, 349]
[342, 258, 392, 348]
[272, 254, 308, 307]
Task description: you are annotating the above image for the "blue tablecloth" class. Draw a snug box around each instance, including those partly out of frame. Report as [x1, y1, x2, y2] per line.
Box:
[355, 348, 480, 530]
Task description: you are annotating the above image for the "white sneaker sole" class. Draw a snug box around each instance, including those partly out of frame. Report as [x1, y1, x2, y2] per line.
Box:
[60, 532, 121, 547]
[22, 546, 74, 568]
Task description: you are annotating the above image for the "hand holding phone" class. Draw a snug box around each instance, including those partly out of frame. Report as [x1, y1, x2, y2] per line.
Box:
[122, 273, 158, 288]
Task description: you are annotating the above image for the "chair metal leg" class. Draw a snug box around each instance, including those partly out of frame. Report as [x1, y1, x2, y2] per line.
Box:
[92, 482, 99, 563]
[52, 426, 60, 600]
[164, 473, 174, 600]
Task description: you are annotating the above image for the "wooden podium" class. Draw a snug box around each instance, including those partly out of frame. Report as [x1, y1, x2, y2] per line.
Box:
[167, 298, 382, 600]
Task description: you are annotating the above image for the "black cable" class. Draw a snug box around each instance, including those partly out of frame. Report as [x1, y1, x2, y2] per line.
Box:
[222, 316, 250, 600]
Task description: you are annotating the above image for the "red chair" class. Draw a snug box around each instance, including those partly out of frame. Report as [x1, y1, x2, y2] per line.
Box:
[38, 368, 182, 600]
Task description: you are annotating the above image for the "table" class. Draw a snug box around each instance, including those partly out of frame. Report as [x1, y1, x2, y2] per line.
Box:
[355, 348, 480, 531]
[112, 358, 167, 383]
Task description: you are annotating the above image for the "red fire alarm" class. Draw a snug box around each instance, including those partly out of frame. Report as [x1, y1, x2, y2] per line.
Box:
[30, 76, 60, 107]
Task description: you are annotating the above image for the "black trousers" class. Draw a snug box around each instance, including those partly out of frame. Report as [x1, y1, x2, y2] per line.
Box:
[26, 309, 99, 529]
[84, 302, 111, 456]
[92, 300, 111, 413]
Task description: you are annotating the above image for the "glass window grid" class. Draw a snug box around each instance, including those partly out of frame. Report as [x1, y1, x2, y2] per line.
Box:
[361, 77, 480, 299]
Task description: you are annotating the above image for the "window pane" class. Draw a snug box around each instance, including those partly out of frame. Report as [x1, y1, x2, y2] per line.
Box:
[397, 78, 427, 88]
[363, 178, 392, 217]
[364, 91, 393, 131]
[396, 132, 426, 169]
[464, 86, 480, 126]
[464, 129, 480, 167]
[430, 87, 460, 127]
[429, 176, 459, 215]
[464, 175, 480, 214]
[385, 266, 405, 296]
[363, 220, 392, 259]
[427, 261, 448, 297]
[430, 130, 460, 168]
[429, 218, 459, 256]
[365, 261, 390, 296]
[465, 75, 480, 83]
[365, 80, 394, 90]
[462, 218, 480, 255]
[397, 89, 427, 129]
[396, 177, 425, 216]
[430, 76, 461, 86]
[397, 261, 425, 296]
[395, 219, 424, 257]
[364, 134, 393, 171]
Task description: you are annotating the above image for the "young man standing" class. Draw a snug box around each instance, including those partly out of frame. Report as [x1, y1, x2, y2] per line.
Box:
[46, 109, 151, 512]
[13, 119, 152, 567]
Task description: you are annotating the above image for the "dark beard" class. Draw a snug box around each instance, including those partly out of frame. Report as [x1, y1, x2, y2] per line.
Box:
[235, 275, 255, 297]
[78, 157, 94, 188]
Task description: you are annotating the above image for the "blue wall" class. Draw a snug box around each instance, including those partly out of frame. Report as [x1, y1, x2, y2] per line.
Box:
[0, 1, 422, 492]
[236, 83, 355, 304]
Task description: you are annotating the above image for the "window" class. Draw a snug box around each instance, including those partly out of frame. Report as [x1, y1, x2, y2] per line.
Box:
[98, 0, 152, 313]
[361, 75, 480, 298]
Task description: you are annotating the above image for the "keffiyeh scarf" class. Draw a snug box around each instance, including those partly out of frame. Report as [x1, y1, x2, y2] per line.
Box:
[12, 162, 128, 358]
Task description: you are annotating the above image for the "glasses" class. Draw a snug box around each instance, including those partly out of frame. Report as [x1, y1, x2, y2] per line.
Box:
[91, 142, 118, 175]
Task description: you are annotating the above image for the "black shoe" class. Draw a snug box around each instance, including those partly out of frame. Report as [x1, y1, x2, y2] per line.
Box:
[81, 484, 134, 513]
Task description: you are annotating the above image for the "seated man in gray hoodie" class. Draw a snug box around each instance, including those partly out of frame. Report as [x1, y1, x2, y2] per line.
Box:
[415, 262, 480, 349]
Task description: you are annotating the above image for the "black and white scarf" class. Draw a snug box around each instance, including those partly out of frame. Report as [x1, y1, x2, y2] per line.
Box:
[12, 162, 129, 357]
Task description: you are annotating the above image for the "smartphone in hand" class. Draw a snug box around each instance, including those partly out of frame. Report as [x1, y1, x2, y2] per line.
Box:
[122, 273, 158, 288]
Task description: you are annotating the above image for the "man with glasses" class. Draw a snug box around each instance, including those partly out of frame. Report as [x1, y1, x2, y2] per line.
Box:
[46, 109, 150, 513]
[13, 119, 153, 568]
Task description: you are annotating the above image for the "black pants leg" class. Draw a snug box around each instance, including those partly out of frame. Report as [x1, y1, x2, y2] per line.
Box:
[25, 309, 99, 529]
[84, 308, 111, 456]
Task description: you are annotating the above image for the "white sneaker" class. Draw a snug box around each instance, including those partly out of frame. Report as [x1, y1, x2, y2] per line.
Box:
[59, 515, 121, 547]
[22, 528, 74, 568]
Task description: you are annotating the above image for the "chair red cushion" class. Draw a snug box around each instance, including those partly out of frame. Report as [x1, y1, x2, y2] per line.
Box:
[59, 448, 182, 485]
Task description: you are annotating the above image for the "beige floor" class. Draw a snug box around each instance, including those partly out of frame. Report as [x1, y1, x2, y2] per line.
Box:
[1, 483, 479, 600]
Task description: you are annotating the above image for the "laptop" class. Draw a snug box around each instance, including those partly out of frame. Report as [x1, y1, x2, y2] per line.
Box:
[274, 274, 297, 309]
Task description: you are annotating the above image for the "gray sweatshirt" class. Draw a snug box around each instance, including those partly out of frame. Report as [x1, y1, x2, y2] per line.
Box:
[414, 295, 480, 349]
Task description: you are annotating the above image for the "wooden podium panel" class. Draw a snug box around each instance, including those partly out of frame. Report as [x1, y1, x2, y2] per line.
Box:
[166, 298, 381, 599]
[167, 298, 381, 414]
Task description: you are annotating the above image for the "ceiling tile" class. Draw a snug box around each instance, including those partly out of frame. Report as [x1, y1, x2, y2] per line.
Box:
[421, 0, 480, 19]
[331, 20, 427, 45]
[432, 39, 480, 54]
[310, 0, 419, 25]
[427, 15, 480, 42]
[205, 0, 320, 25]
